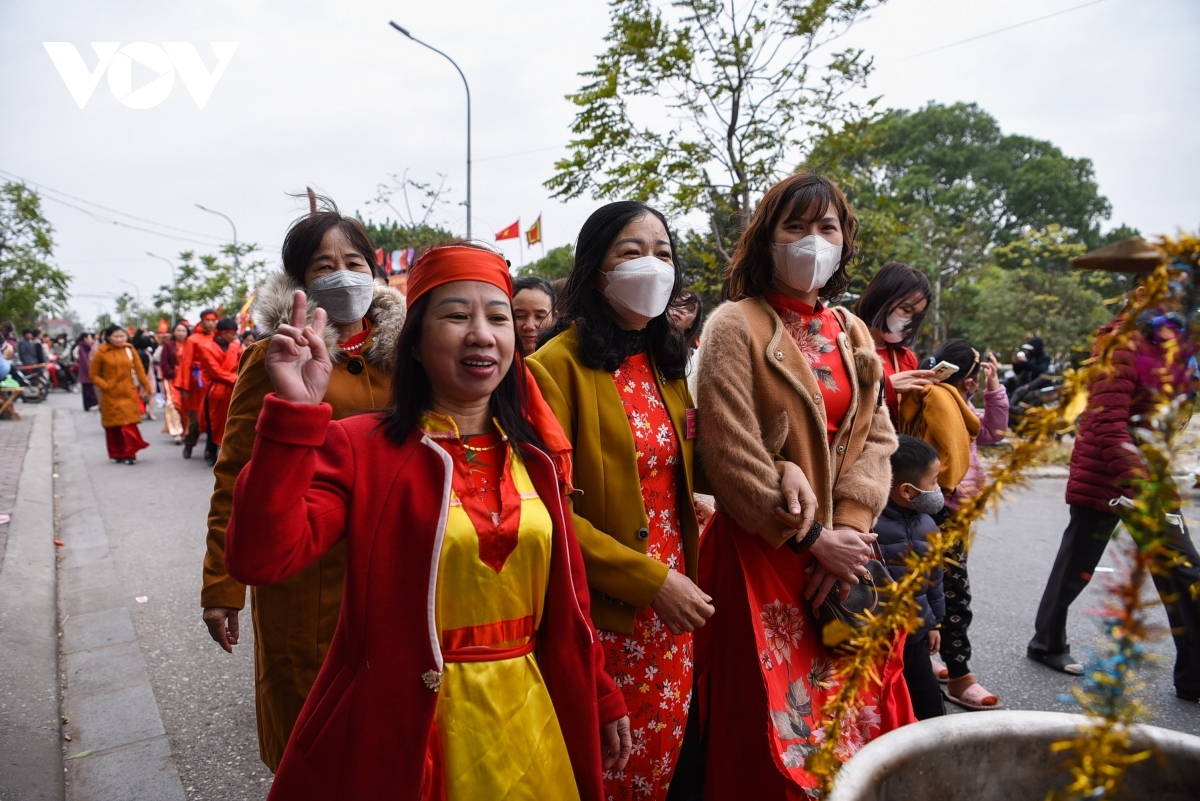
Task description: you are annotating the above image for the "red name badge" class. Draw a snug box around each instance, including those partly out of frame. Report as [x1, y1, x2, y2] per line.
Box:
[685, 407, 697, 440]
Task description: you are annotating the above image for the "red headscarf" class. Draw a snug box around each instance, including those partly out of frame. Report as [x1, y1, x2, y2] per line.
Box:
[406, 246, 574, 491]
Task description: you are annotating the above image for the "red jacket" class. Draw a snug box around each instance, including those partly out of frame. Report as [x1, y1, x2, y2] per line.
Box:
[877, 343, 918, 425]
[173, 330, 214, 413]
[197, 338, 242, 445]
[226, 395, 626, 801]
[1067, 319, 1194, 513]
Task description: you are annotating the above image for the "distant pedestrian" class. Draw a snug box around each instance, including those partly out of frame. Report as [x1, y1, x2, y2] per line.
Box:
[240, 329, 257, 348]
[17, 329, 47, 366]
[197, 317, 242, 466]
[174, 310, 218, 459]
[73, 332, 98, 411]
[158, 322, 189, 443]
[89, 324, 152, 464]
[511, 275, 557, 356]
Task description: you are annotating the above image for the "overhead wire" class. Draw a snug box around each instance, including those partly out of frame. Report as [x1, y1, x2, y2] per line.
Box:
[890, 0, 1115, 63]
[0, 167, 231, 247]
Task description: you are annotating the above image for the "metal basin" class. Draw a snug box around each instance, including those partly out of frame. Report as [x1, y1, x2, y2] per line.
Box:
[829, 710, 1200, 801]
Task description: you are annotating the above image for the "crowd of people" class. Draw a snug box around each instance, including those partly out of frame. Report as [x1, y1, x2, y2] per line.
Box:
[7, 170, 1196, 800]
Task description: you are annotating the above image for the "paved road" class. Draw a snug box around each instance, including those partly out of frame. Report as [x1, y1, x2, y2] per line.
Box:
[37, 391, 1200, 800]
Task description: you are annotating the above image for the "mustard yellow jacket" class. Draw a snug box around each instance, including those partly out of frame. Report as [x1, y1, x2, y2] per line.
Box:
[528, 323, 699, 634]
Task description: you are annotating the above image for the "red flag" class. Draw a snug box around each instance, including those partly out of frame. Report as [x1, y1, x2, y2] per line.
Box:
[525, 215, 542, 247]
[495, 220, 520, 241]
[375, 248, 385, 267]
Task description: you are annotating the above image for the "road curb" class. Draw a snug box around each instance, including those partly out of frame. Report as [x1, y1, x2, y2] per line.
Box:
[53, 410, 185, 801]
[0, 405, 64, 801]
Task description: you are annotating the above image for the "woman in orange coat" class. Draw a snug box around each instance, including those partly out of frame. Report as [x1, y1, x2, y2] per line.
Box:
[90, 324, 153, 464]
[201, 198, 405, 771]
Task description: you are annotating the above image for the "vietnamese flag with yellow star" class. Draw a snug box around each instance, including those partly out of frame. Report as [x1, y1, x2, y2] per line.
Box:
[495, 220, 519, 240]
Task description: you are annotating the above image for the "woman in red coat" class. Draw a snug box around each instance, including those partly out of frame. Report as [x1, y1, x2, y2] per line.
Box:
[226, 244, 630, 800]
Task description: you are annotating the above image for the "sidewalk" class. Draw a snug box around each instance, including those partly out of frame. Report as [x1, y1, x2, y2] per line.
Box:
[0, 404, 62, 801]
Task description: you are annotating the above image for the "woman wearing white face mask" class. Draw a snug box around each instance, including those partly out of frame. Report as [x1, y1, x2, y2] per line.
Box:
[528, 201, 709, 801]
[694, 172, 913, 798]
[199, 195, 406, 771]
[854, 261, 939, 425]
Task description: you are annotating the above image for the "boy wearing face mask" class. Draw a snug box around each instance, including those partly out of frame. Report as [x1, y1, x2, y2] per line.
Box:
[876, 435, 946, 720]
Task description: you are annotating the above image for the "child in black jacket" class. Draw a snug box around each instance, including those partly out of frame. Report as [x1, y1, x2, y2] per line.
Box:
[878, 435, 947, 720]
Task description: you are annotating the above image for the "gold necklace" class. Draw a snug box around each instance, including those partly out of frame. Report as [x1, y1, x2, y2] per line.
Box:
[462, 438, 501, 454]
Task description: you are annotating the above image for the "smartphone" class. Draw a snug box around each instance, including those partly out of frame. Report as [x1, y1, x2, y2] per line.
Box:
[932, 360, 959, 381]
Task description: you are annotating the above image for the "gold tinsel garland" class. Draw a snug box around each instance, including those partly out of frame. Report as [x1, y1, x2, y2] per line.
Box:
[807, 233, 1200, 798]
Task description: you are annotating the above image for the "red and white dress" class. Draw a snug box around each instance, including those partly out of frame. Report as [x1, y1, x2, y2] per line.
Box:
[600, 351, 692, 801]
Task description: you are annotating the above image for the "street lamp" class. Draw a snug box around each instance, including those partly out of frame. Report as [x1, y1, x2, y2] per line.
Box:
[118, 279, 142, 325]
[147, 252, 178, 321]
[389, 21, 472, 239]
[195, 203, 239, 291]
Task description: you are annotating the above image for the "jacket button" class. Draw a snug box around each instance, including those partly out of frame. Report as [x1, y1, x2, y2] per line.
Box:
[347, 358, 364, 375]
[636, 527, 649, 541]
[836, 444, 846, 454]
[775, 351, 784, 360]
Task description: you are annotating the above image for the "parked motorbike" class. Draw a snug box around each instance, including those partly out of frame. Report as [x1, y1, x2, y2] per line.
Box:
[13, 363, 51, 402]
[1008, 375, 1063, 433]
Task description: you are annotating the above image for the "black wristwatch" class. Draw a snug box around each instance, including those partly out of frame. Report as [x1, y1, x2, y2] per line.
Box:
[786, 521, 823, 554]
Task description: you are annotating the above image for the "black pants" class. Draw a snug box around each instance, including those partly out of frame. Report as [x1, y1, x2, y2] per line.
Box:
[1030, 504, 1200, 697]
[904, 629, 947, 720]
[184, 409, 202, 448]
[938, 541, 973, 680]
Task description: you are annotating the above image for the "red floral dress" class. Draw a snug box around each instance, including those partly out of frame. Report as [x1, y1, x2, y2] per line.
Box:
[765, 290, 851, 442]
[600, 351, 692, 801]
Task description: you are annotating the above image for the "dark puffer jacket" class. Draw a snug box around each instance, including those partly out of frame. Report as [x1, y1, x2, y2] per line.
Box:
[1066, 318, 1195, 513]
[876, 499, 944, 636]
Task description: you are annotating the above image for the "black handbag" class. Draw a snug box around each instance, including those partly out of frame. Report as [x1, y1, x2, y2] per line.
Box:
[816, 545, 893, 649]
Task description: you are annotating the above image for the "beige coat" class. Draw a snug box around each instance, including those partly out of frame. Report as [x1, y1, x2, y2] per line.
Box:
[695, 298, 896, 544]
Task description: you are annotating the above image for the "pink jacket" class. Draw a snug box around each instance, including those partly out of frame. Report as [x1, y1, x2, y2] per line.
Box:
[945, 386, 1008, 511]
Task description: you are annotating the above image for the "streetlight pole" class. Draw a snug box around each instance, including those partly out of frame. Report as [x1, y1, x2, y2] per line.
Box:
[195, 203, 239, 295]
[118, 279, 142, 326]
[389, 21, 472, 239]
[146, 252, 178, 321]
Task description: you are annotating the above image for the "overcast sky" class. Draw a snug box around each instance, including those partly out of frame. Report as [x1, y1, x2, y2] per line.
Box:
[1, 0, 1197, 324]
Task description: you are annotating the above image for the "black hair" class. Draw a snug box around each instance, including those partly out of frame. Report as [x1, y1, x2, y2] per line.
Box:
[891, 435, 940, 488]
[669, 287, 704, 345]
[281, 194, 383, 285]
[198, 308, 217, 320]
[546, 201, 688, 378]
[854, 262, 933, 346]
[512, 275, 557, 310]
[381, 291, 547, 454]
[74, 331, 92, 345]
[172, 320, 191, 335]
[102, 324, 124, 339]
[216, 317, 238, 332]
[932, 338, 980, 385]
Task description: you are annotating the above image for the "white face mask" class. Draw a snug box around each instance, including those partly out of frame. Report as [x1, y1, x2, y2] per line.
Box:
[882, 310, 912, 344]
[771, 235, 842, 293]
[306, 269, 375, 324]
[601, 256, 676, 327]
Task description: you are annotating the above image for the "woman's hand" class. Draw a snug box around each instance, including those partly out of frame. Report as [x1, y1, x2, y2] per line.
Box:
[265, 291, 332, 405]
[601, 715, 632, 772]
[772, 461, 817, 541]
[804, 528, 876, 608]
[981, 353, 1001, 391]
[650, 570, 715, 635]
[202, 607, 240, 653]
[889, 369, 938, 394]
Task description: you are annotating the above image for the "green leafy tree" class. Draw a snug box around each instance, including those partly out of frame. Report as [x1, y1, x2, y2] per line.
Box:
[0, 182, 70, 329]
[517, 245, 575, 280]
[152, 243, 266, 321]
[549, 0, 884, 255]
[359, 219, 456, 255]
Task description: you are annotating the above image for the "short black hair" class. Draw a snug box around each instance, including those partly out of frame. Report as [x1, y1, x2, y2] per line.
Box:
[853, 261, 933, 346]
[216, 317, 238, 332]
[891, 435, 939, 488]
[512, 275, 557, 309]
[199, 308, 217, 319]
[281, 195, 382, 285]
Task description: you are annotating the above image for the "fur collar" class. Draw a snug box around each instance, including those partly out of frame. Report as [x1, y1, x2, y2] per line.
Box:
[252, 271, 406, 372]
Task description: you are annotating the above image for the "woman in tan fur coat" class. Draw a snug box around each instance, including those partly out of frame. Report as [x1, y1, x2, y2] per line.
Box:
[199, 198, 405, 771]
[693, 173, 913, 798]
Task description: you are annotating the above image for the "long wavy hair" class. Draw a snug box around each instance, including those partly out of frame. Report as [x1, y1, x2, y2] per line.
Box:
[725, 172, 859, 302]
[546, 201, 689, 379]
[380, 247, 547, 453]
